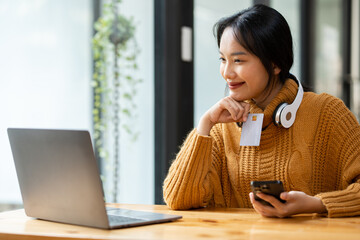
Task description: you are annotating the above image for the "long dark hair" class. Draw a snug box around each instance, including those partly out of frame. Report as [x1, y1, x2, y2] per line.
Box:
[214, 4, 293, 90]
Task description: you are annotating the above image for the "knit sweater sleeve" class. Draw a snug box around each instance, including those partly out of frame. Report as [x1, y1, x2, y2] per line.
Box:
[315, 97, 360, 217]
[162, 126, 225, 210]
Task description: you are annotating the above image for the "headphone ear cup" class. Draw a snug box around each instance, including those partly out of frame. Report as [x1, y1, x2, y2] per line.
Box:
[279, 105, 296, 128]
[273, 102, 287, 127]
[272, 77, 304, 128]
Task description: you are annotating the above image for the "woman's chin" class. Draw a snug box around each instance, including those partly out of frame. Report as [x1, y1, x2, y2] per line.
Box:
[229, 93, 246, 102]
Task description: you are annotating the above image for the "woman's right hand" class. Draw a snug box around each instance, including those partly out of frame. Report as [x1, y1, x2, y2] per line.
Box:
[197, 96, 251, 136]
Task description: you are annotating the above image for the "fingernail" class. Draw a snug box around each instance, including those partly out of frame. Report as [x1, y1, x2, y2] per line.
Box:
[280, 192, 287, 199]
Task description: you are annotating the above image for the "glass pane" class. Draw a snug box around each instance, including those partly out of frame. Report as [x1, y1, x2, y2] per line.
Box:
[0, 0, 93, 207]
[314, 0, 343, 97]
[99, 0, 154, 204]
[194, 0, 252, 125]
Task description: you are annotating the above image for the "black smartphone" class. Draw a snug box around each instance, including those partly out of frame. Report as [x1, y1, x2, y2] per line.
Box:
[250, 180, 286, 207]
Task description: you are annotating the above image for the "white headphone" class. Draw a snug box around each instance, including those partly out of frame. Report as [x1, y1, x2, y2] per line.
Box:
[272, 75, 304, 128]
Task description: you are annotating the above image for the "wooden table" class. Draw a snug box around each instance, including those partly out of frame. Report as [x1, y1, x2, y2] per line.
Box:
[0, 204, 360, 240]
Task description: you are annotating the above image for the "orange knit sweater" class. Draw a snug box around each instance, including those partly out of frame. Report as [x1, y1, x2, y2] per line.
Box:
[163, 79, 360, 217]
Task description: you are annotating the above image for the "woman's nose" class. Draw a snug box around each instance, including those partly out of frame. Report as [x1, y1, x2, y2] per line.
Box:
[223, 63, 236, 79]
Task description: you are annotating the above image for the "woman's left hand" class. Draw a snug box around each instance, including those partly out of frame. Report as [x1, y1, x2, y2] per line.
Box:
[249, 191, 327, 218]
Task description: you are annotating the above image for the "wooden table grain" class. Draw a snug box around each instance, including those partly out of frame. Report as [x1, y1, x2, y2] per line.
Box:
[0, 204, 359, 240]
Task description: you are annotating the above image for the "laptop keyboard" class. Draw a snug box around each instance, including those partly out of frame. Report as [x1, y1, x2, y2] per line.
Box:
[108, 214, 145, 225]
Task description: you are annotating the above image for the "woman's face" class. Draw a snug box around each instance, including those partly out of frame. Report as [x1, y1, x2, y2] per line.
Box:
[219, 27, 280, 106]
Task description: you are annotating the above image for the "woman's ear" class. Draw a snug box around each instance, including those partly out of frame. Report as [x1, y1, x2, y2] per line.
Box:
[273, 64, 281, 76]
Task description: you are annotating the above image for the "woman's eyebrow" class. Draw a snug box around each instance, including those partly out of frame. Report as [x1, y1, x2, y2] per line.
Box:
[219, 51, 247, 56]
[231, 51, 247, 56]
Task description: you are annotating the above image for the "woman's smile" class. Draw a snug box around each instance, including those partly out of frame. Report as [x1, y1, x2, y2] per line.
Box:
[227, 81, 245, 90]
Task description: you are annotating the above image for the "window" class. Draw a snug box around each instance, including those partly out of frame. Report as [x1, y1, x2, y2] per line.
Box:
[0, 0, 92, 208]
[99, 0, 154, 204]
[0, 0, 155, 209]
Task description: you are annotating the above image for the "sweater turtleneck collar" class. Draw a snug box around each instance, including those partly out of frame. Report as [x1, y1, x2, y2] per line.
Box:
[248, 78, 299, 128]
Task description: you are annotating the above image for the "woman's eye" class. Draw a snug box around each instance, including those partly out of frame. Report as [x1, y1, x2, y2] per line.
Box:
[234, 59, 243, 63]
[219, 57, 226, 62]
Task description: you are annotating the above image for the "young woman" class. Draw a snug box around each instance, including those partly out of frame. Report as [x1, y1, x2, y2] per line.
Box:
[163, 4, 360, 218]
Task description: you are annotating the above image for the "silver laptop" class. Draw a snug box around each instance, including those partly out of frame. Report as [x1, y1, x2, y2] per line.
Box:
[7, 128, 182, 229]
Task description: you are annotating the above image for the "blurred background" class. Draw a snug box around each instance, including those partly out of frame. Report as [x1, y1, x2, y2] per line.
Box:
[0, 0, 359, 211]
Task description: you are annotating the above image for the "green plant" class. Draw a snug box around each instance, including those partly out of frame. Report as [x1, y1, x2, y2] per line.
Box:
[91, 0, 141, 202]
